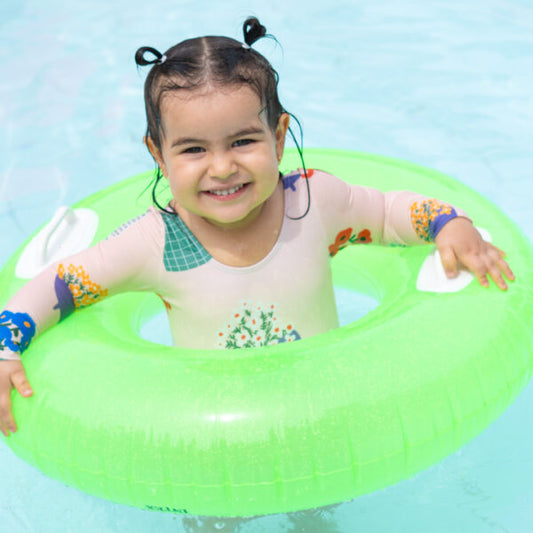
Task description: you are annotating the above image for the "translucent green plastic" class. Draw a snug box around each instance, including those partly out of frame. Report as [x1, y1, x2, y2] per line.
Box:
[1, 150, 532, 516]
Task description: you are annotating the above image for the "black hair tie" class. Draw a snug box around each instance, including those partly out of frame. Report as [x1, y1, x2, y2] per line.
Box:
[135, 46, 167, 66]
[243, 16, 267, 47]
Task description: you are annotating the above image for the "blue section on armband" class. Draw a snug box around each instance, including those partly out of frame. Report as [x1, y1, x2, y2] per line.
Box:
[0, 310, 37, 354]
[429, 208, 458, 240]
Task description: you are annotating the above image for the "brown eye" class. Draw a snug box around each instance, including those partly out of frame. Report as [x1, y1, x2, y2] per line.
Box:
[233, 139, 255, 148]
[182, 146, 205, 154]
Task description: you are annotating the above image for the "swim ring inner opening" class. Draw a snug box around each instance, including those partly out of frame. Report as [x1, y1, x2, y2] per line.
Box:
[138, 285, 381, 347]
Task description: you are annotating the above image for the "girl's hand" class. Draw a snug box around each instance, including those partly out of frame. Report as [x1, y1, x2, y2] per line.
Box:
[0, 360, 33, 437]
[435, 217, 515, 290]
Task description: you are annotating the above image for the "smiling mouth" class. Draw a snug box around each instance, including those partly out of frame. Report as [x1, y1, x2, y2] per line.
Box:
[206, 183, 248, 197]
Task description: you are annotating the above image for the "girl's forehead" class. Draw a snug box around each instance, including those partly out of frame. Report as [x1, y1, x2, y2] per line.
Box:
[161, 84, 262, 112]
[160, 85, 268, 132]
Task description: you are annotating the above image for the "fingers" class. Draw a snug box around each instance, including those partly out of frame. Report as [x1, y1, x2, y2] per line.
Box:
[10, 367, 33, 398]
[493, 246, 515, 282]
[480, 244, 515, 290]
[438, 239, 515, 291]
[439, 246, 459, 278]
[0, 374, 16, 437]
[463, 250, 491, 288]
[0, 362, 33, 437]
[493, 245, 507, 259]
[461, 243, 515, 290]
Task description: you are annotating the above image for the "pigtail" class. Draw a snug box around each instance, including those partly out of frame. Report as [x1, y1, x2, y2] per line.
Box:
[243, 17, 267, 47]
[135, 46, 167, 66]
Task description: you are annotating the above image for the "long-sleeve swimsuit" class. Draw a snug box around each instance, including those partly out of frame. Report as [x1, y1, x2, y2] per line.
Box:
[0, 169, 467, 359]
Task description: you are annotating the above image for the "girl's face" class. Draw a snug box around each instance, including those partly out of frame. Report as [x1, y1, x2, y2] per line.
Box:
[148, 85, 289, 230]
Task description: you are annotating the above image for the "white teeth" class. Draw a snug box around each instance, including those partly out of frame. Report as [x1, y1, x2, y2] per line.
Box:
[210, 184, 245, 196]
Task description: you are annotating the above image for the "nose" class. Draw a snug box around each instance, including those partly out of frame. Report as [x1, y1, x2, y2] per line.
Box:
[208, 150, 237, 180]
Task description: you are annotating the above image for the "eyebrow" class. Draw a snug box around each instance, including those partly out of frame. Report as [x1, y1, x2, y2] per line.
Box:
[170, 126, 265, 148]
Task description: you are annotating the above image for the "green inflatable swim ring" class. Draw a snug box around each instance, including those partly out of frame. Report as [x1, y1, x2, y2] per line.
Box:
[1, 149, 532, 517]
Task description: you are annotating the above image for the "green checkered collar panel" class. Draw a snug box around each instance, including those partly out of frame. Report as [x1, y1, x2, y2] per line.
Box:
[160, 211, 212, 272]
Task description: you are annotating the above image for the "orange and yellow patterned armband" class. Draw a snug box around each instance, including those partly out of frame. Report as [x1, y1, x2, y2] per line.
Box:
[53, 263, 108, 321]
[410, 199, 458, 242]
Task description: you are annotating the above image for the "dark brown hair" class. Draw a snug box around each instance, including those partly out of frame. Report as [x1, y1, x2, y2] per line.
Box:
[135, 17, 284, 152]
[135, 17, 310, 218]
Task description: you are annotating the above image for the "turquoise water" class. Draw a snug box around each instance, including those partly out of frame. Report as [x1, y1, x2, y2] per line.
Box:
[1, 1, 532, 531]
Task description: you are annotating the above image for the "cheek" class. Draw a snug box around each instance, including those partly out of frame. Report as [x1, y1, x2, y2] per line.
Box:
[169, 178, 187, 197]
[167, 170, 199, 200]
[249, 150, 280, 174]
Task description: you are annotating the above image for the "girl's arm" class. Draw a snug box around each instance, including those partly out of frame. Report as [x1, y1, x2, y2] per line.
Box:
[0, 209, 164, 436]
[0, 210, 162, 360]
[312, 171, 514, 290]
[381, 190, 514, 290]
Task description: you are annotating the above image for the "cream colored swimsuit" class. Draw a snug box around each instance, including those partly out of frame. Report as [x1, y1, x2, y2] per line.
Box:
[0, 169, 466, 359]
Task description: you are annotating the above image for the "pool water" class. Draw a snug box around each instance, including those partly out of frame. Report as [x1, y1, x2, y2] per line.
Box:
[1, 1, 532, 532]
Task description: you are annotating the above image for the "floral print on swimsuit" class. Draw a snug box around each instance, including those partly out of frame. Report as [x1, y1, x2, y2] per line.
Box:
[282, 168, 315, 192]
[328, 227, 372, 257]
[410, 199, 458, 242]
[217, 301, 301, 349]
[53, 263, 108, 321]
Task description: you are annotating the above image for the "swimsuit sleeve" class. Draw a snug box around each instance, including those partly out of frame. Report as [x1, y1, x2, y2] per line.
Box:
[0, 209, 164, 361]
[293, 170, 470, 256]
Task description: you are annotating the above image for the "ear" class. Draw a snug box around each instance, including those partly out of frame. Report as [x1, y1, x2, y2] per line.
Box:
[275, 113, 290, 163]
[145, 136, 168, 178]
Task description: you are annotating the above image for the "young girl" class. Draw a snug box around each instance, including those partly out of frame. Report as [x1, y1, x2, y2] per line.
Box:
[0, 17, 514, 437]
